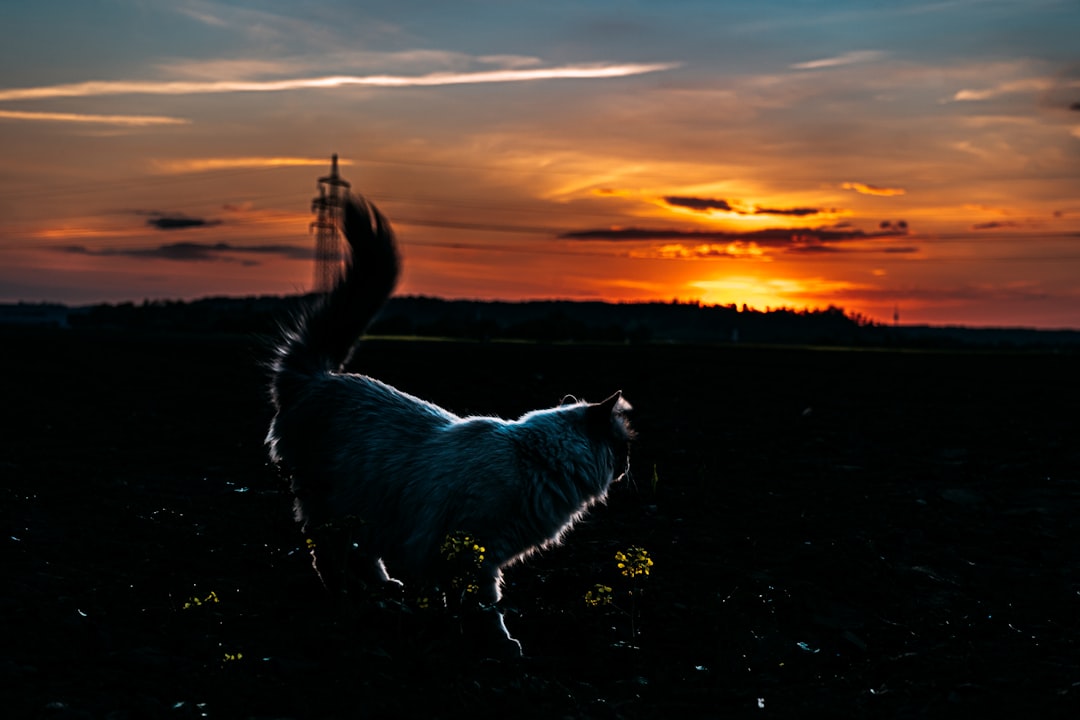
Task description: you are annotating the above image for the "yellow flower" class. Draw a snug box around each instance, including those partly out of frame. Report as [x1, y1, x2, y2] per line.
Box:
[182, 590, 220, 610]
[441, 531, 486, 567]
[584, 584, 614, 607]
[615, 547, 654, 578]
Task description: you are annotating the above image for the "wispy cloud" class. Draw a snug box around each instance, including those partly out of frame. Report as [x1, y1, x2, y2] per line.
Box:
[0, 63, 679, 102]
[790, 50, 884, 71]
[157, 58, 299, 80]
[841, 182, 907, 197]
[952, 77, 1080, 101]
[0, 109, 190, 126]
[173, 4, 231, 28]
[154, 50, 539, 80]
[153, 156, 352, 173]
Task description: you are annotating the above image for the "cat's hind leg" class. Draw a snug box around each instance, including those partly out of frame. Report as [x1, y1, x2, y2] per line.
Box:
[306, 519, 396, 599]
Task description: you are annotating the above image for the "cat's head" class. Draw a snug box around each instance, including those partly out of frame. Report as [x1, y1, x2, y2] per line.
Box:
[523, 392, 635, 483]
[585, 391, 635, 482]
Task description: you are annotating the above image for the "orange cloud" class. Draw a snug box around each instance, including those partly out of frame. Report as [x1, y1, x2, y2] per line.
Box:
[629, 242, 768, 260]
[841, 182, 906, 197]
[154, 156, 354, 173]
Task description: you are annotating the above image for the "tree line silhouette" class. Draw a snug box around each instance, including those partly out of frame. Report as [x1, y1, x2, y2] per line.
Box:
[3, 296, 1078, 349]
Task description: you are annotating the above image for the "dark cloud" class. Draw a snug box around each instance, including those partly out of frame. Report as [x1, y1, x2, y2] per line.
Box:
[58, 242, 313, 265]
[124, 209, 224, 231]
[662, 195, 838, 217]
[147, 216, 224, 231]
[1070, 101, 1080, 111]
[754, 206, 834, 217]
[561, 223, 909, 245]
[664, 196, 735, 212]
[972, 221, 1020, 230]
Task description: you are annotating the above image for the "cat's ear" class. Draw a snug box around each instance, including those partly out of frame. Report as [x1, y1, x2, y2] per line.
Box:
[595, 391, 622, 415]
[588, 391, 634, 438]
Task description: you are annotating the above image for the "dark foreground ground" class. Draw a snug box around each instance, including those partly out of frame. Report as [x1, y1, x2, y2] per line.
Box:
[3, 328, 1079, 718]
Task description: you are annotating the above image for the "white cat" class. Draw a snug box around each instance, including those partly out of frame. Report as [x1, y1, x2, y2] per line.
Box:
[266, 195, 633, 655]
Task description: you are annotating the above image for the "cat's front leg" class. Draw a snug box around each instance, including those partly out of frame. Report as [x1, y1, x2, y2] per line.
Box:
[462, 568, 523, 658]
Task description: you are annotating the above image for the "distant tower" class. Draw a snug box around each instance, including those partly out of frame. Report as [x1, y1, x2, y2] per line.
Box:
[310, 154, 351, 293]
[893, 305, 900, 326]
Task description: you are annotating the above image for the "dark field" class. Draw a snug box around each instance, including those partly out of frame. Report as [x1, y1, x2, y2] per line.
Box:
[4, 328, 1079, 718]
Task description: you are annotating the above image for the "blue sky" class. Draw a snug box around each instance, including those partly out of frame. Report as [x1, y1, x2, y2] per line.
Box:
[1, 0, 1078, 327]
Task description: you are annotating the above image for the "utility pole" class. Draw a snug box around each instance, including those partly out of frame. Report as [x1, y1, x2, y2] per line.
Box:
[310, 154, 351, 293]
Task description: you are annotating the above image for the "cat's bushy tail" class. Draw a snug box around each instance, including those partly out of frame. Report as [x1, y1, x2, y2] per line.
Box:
[269, 195, 400, 412]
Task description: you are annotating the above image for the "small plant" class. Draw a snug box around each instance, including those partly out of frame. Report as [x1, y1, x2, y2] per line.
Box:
[585, 546, 654, 643]
[182, 590, 220, 610]
[584, 584, 614, 607]
[407, 530, 487, 611]
[615, 546, 654, 578]
[440, 531, 485, 567]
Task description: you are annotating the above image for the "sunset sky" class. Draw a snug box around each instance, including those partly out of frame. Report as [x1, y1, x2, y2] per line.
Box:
[1, 1, 1078, 328]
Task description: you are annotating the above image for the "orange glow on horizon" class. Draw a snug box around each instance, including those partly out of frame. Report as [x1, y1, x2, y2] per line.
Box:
[689, 274, 866, 312]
